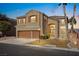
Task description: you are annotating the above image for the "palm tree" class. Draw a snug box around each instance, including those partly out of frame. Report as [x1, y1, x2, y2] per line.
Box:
[69, 4, 77, 32]
[58, 3, 69, 40]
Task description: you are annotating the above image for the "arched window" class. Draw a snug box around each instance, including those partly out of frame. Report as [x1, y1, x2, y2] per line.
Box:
[50, 24, 56, 37]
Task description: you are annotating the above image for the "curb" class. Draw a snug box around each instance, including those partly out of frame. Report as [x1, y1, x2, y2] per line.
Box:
[25, 44, 79, 52]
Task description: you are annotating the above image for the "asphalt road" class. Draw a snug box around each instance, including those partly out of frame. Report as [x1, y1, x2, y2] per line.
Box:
[0, 43, 79, 56]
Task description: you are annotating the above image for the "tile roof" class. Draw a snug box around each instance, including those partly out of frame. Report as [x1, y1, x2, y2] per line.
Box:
[49, 16, 65, 20]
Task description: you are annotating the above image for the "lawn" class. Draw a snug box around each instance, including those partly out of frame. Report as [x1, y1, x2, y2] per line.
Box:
[32, 39, 68, 48]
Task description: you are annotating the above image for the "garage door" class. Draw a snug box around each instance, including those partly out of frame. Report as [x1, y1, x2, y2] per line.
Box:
[18, 31, 25, 38]
[32, 30, 40, 38]
[18, 31, 31, 38]
[18, 30, 40, 39]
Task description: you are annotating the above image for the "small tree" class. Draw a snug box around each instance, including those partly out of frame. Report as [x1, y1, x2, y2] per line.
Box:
[0, 14, 12, 37]
[0, 21, 11, 36]
[69, 16, 77, 31]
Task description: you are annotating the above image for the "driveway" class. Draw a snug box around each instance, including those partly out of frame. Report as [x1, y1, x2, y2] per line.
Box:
[0, 37, 37, 45]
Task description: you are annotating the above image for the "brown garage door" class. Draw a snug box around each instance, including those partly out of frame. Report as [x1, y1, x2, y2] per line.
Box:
[18, 31, 31, 38]
[18, 30, 40, 39]
[18, 31, 26, 38]
[32, 30, 40, 39]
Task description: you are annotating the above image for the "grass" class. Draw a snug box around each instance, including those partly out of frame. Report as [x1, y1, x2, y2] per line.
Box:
[32, 40, 48, 46]
[32, 39, 68, 48]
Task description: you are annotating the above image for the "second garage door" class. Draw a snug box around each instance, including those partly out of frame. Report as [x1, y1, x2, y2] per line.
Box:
[18, 30, 40, 39]
[32, 30, 40, 39]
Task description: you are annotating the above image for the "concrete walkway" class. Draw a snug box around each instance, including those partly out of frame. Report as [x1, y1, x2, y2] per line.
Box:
[0, 37, 37, 45]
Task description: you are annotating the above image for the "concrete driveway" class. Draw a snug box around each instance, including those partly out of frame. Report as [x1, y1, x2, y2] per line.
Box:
[0, 37, 37, 45]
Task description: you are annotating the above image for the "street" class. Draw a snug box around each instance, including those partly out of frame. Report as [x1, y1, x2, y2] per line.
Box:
[0, 43, 79, 56]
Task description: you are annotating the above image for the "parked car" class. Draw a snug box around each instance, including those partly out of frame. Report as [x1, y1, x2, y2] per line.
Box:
[0, 32, 2, 37]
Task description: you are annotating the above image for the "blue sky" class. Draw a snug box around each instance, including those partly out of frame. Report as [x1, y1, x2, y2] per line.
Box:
[0, 3, 79, 19]
[0, 3, 79, 28]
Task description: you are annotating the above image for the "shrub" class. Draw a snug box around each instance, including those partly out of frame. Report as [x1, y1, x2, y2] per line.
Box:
[40, 35, 43, 39]
[40, 34, 50, 40]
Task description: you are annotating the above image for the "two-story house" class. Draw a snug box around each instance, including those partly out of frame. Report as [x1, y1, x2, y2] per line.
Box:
[16, 10, 68, 40]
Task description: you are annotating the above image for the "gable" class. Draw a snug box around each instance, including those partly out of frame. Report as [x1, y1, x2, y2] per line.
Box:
[26, 10, 41, 16]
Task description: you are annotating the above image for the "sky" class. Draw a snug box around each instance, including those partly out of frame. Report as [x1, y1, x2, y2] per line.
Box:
[0, 3, 79, 29]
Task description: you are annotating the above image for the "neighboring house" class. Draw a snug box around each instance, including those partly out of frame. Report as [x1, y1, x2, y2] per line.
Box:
[16, 10, 68, 40]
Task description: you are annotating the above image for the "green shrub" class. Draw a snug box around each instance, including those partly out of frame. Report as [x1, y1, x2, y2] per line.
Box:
[40, 34, 50, 39]
[40, 35, 44, 39]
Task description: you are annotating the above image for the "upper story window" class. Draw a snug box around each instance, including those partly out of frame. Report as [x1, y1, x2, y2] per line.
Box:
[61, 19, 65, 23]
[22, 18, 26, 24]
[60, 19, 65, 25]
[17, 18, 26, 24]
[17, 19, 21, 24]
[30, 15, 36, 23]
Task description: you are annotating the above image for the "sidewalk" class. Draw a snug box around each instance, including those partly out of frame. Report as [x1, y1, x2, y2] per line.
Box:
[0, 37, 37, 45]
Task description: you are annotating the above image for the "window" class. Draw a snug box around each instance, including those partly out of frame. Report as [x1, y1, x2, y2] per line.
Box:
[17, 18, 26, 24]
[50, 25, 55, 29]
[60, 26, 66, 29]
[61, 19, 64, 23]
[23, 18, 26, 24]
[18, 19, 21, 24]
[60, 19, 65, 25]
[50, 24, 56, 37]
[30, 15, 36, 23]
[59, 26, 67, 39]
[17, 20, 18, 24]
